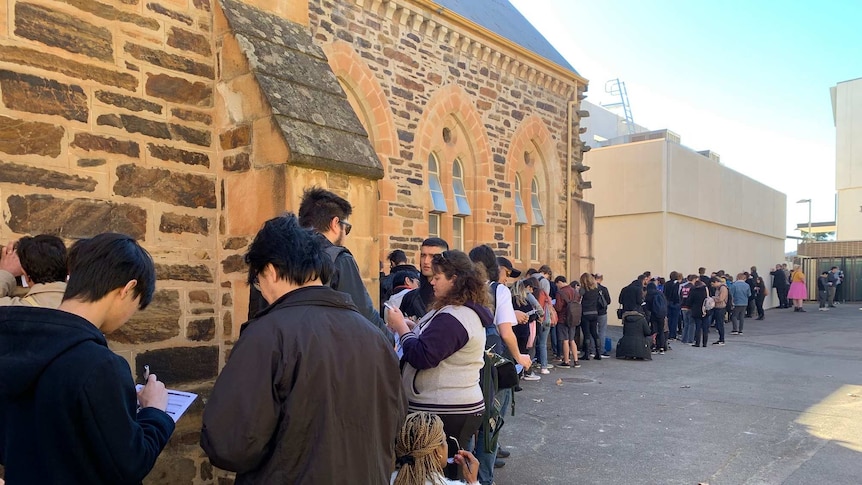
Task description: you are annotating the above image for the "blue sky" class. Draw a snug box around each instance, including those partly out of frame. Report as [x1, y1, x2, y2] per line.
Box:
[510, 0, 862, 242]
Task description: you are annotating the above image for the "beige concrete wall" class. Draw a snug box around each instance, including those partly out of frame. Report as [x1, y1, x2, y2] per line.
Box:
[585, 137, 787, 319]
[835, 78, 862, 241]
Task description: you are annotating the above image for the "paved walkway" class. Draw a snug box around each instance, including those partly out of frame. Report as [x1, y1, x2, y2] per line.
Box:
[494, 303, 862, 485]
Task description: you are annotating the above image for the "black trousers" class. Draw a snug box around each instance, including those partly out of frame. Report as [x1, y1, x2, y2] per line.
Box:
[439, 412, 483, 479]
[755, 294, 765, 318]
[580, 313, 600, 356]
[650, 315, 667, 351]
[775, 286, 788, 308]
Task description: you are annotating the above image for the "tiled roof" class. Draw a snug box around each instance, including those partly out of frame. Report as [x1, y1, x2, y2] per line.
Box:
[433, 0, 577, 74]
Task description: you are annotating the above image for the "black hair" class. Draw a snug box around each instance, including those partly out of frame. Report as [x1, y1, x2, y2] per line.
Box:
[245, 213, 332, 287]
[421, 237, 449, 251]
[63, 233, 155, 309]
[391, 269, 420, 287]
[468, 244, 500, 282]
[554, 276, 567, 284]
[297, 186, 353, 233]
[17, 235, 67, 284]
[538, 265, 552, 275]
[388, 249, 408, 265]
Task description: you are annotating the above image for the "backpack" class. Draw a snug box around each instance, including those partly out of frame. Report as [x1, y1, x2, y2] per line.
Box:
[702, 289, 716, 313]
[651, 292, 668, 319]
[597, 288, 608, 312]
[565, 288, 582, 327]
[323, 244, 348, 290]
[539, 290, 557, 327]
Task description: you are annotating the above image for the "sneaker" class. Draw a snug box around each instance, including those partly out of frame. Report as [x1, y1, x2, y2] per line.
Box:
[523, 374, 541, 381]
[573, 361, 581, 368]
[738, 332, 743, 335]
[540, 368, 550, 375]
[558, 362, 571, 368]
[544, 364, 554, 369]
[659, 350, 665, 355]
[718, 341, 725, 345]
[602, 353, 611, 357]
[731, 331, 739, 335]
[712, 341, 721, 345]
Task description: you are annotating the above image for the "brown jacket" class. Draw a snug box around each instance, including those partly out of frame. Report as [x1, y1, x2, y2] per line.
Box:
[0, 270, 66, 309]
[714, 284, 729, 309]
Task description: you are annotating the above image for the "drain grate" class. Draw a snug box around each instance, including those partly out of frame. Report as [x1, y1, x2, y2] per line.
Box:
[557, 377, 595, 384]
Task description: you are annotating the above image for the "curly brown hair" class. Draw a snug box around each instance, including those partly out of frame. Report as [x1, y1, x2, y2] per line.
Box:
[430, 250, 488, 309]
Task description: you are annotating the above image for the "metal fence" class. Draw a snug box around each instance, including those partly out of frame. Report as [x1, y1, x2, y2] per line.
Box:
[797, 257, 860, 302]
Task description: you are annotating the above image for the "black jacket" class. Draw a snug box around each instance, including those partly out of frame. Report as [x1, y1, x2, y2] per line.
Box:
[201, 286, 406, 485]
[597, 284, 611, 316]
[0, 306, 175, 484]
[399, 276, 435, 320]
[618, 280, 644, 313]
[685, 286, 709, 318]
[770, 269, 788, 289]
[663, 280, 681, 305]
[616, 311, 652, 360]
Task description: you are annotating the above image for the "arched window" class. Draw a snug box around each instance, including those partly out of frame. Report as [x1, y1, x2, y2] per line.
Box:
[428, 153, 447, 238]
[530, 177, 544, 261]
[452, 159, 470, 250]
[513, 174, 527, 261]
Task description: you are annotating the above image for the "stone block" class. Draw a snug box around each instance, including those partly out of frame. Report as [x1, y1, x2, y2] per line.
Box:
[219, 125, 250, 150]
[223, 310, 232, 338]
[155, 263, 214, 282]
[98, 113, 170, 139]
[167, 26, 212, 57]
[146, 2, 193, 25]
[143, 453, 196, 485]
[95, 90, 162, 114]
[0, 45, 137, 90]
[72, 133, 140, 157]
[135, 346, 219, 385]
[115, 164, 217, 208]
[0, 116, 64, 157]
[189, 290, 212, 303]
[222, 152, 250, 172]
[159, 212, 209, 235]
[108, 289, 181, 344]
[187, 317, 215, 341]
[146, 73, 212, 107]
[0, 70, 88, 122]
[77, 158, 106, 167]
[221, 254, 245, 274]
[171, 108, 212, 125]
[222, 237, 248, 250]
[148, 144, 210, 167]
[7, 194, 147, 240]
[15, 2, 113, 61]
[224, 165, 285, 235]
[56, 0, 160, 29]
[0, 161, 96, 191]
[125, 43, 214, 79]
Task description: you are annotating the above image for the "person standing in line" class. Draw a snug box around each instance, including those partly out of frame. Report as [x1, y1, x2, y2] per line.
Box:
[664, 272, 681, 341]
[202, 215, 405, 484]
[298, 187, 390, 339]
[553, 276, 580, 368]
[730, 273, 752, 334]
[770, 264, 790, 309]
[619, 274, 647, 313]
[686, 280, 709, 347]
[511, 278, 543, 380]
[0, 235, 68, 308]
[827, 266, 839, 308]
[578, 273, 602, 361]
[400, 238, 449, 320]
[595, 273, 612, 357]
[644, 281, 668, 354]
[710, 276, 728, 345]
[679, 275, 696, 344]
[754, 276, 767, 320]
[817, 271, 830, 311]
[0, 233, 174, 484]
[835, 268, 844, 303]
[788, 264, 807, 312]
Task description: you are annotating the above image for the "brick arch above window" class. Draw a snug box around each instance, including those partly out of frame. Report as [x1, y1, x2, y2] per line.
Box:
[415, 84, 493, 184]
[322, 40, 398, 163]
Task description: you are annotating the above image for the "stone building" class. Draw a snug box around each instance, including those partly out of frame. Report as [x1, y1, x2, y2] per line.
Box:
[0, 0, 591, 482]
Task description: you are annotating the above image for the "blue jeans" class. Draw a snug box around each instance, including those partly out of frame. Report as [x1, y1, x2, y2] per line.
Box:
[537, 324, 550, 367]
[681, 309, 694, 343]
[667, 303, 680, 339]
[549, 324, 560, 358]
[712, 307, 726, 342]
[597, 313, 609, 354]
[476, 388, 512, 485]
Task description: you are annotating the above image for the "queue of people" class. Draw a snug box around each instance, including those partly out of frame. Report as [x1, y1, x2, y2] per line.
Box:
[0, 181, 827, 485]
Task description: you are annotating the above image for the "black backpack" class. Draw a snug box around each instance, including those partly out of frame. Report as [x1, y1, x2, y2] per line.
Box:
[652, 292, 668, 319]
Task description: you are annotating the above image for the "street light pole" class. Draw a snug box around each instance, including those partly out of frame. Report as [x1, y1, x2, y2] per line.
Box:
[797, 199, 812, 241]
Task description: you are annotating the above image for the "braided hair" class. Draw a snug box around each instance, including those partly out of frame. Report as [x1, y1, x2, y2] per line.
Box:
[393, 412, 447, 485]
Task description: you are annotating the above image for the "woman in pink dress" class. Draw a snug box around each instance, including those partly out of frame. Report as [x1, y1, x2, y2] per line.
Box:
[787, 264, 807, 312]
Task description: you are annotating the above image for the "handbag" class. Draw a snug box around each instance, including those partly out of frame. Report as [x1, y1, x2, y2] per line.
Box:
[490, 351, 519, 390]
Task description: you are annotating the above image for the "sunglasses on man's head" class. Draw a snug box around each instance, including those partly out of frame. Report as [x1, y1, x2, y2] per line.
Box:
[431, 251, 451, 264]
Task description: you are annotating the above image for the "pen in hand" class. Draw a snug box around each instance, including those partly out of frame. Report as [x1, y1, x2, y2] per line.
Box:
[143, 364, 150, 382]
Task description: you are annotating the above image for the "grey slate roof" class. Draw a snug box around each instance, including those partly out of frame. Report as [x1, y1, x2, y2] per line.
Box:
[433, 0, 577, 74]
[218, 0, 383, 179]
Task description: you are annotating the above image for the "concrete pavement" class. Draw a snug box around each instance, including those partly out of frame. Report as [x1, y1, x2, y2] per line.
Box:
[494, 303, 862, 485]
